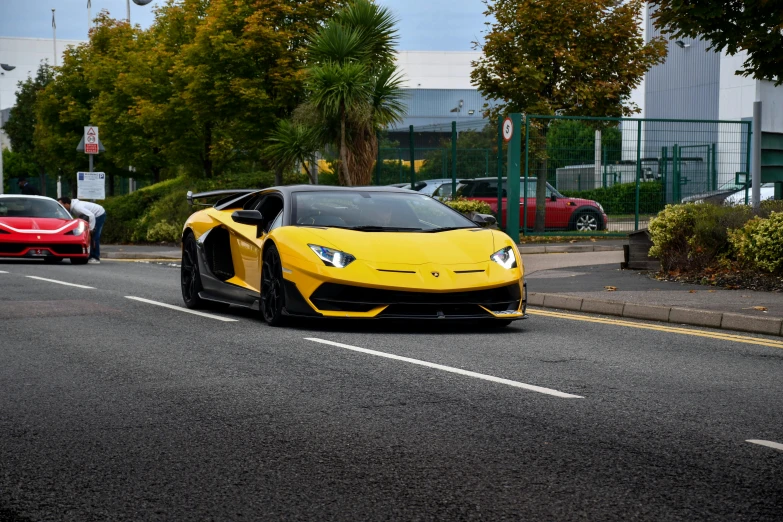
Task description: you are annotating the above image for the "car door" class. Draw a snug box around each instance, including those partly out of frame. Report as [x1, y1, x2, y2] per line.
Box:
[521, 181, 569, 230]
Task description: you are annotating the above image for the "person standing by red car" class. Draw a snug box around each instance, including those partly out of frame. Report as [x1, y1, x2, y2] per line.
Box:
[57, 197, 106, 264]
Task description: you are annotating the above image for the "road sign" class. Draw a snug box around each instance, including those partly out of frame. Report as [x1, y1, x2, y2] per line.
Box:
[84, 126, 99, 155]
[502, 117, 514, 142]
[77, 171, 106, 200]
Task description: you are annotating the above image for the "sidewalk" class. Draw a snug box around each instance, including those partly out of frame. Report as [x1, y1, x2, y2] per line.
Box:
[523, 249, 783, 337]
[102, 244, 181, 260]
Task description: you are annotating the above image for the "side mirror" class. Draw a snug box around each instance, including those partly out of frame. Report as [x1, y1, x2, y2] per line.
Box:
[550, 194, 557, 202]
[231, 210, 265, 237]
[472, 213, 497, 227]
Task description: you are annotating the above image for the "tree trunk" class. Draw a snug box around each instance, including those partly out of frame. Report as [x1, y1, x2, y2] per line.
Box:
[340, 107, 352, 186]
[151, 166, 161, 185]
[38, 167, 46, 197]
[274, 165, 283, 186]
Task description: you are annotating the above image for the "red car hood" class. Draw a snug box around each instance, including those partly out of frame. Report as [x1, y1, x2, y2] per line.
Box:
[0, 217, 76, 233]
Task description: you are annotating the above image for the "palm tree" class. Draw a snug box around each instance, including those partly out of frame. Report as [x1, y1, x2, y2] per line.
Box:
[268, 0, 406, 186]
[263, 120, 322, 184]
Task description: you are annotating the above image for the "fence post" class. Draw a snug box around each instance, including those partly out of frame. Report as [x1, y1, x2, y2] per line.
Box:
[752, 101, 762, 209]
[745, 121, 752, 205]
[398, 148, 403, 183]
[506, 113, 522, 241]
[375, 131, 381, 186]
[711, 143, 717, 191]
[661, 146, 668, 203]
[451, 121, 457, 198]
[409, 125, 415, 189]
[634, 120, 642, 231]
[496, 117, 503, 224]
[523, 115, 530, 234]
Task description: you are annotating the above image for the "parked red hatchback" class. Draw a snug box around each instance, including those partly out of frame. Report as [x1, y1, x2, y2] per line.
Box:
[457, 177, 608, 231]
[0, 195, 91, 264]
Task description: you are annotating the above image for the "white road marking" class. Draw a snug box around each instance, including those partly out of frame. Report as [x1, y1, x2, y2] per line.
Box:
[125, 296, 238, 322]
[25, 275, 95, 289]
[747, 439, 783, 451]
[0, 270, 8, 273]
[304, 337, 584, 399]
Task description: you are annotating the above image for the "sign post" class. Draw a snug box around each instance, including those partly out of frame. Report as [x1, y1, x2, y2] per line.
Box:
[505, 114, 521, 241]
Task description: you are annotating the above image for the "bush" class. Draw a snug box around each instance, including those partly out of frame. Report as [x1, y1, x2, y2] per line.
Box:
[561, 181, 664, 215]
[648, 203, 752, 271]
[729, 212, 783, 273]
[445, 198, 493, 215]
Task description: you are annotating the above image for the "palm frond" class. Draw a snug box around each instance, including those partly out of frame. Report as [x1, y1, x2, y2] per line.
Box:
[336, 0, 399, 68]
[308, 61, 371, 118]
[370, 65, 407, 127]
[263, 120, 322, 173]
[308, 23, 367, 65]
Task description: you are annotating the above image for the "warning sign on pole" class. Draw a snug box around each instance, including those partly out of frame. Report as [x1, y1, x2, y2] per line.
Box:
[84, 126, 99, 154]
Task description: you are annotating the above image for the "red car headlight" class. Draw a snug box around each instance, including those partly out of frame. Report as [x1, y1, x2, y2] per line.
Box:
[65, 221, 86, 236]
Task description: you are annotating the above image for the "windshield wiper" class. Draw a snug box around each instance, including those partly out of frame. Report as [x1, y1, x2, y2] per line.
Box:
[422, 226, 475, 233]
[349, 226, 423, 232]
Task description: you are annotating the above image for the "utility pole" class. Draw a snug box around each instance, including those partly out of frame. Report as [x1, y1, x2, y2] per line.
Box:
[52, 10, 57, 67]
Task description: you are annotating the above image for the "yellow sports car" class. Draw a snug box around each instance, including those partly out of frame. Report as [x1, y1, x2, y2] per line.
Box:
[181, 186, 527, 326]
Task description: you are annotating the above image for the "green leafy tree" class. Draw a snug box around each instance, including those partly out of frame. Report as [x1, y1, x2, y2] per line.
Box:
[650, 0, 783, 85]
[472, 0, 667, 231]
[4, 64, 54, 192]
[263, 120, 321, 183]
[175, 0, 343, 178]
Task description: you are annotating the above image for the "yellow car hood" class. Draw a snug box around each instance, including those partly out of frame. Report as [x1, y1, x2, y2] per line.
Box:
[302, 227, 497, 265]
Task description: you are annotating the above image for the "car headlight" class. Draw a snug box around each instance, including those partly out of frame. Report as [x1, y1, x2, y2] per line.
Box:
[66, 221, 86, 236]
[308, 244, 356, 268]
[490, 246, 517, 269]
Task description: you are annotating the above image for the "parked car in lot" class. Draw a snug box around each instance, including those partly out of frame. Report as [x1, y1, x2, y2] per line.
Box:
[388, 179, 455, 199]
[683, 183, 775, 205]
[456, 177, 608, 231]
[0, 195, 91, 264]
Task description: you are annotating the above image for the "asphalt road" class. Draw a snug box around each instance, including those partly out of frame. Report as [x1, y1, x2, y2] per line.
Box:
[1, 258, 782, 521]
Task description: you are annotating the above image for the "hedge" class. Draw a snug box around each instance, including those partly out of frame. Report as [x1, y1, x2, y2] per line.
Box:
[561, 181, 664, 215]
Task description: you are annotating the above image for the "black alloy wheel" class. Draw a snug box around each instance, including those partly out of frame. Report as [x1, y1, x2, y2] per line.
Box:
[572, 209, 602, 232]
[181, 233, 205, 309]
[261, 244, 285, 326]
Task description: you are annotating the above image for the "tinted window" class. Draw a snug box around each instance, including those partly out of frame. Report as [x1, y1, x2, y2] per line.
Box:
[292, 191, 477, 231]
[0, 197, 71, 219]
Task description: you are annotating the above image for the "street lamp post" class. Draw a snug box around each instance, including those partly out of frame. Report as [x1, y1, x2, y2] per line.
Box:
[0, 63, 17, 195]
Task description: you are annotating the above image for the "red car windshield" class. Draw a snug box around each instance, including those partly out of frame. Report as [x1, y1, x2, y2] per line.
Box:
[0, 197, 72, 220]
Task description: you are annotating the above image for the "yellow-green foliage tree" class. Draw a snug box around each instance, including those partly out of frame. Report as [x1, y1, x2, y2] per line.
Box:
[472, 0, 667, 231]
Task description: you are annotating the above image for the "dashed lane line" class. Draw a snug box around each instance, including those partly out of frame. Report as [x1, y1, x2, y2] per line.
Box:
[529, 309, 783, 350]
[0, 270, 8, 273]
[304, 337, 584, 399]
[747, 440, 783, 452]
[125, 296, 238, 322]
[25, 275, 95, 289]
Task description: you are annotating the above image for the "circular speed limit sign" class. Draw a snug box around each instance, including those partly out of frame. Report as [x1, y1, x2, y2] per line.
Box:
[502, 117, 514, 142]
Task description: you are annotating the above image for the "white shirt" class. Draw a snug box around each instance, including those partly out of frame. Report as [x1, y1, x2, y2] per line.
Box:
[69, 199, 105, 231]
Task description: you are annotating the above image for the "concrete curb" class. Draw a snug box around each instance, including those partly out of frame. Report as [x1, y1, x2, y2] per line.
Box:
[517, 244, 625, 254]
[102, 252, 181, 260]
[529, 292, 783, 337]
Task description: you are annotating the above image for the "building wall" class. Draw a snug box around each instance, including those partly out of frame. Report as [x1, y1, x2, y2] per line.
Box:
[394, 88, 490, 130]
[394, 51, 482, 90]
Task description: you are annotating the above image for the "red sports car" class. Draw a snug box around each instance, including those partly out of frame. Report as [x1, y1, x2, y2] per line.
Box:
[0, 195, 91, 264]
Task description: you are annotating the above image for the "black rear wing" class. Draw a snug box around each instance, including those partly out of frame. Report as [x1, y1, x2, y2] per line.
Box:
[186, 189, 258, 207]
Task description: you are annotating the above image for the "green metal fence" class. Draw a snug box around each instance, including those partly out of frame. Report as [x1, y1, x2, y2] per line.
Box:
[7, 175, 148, 198]
[376, 116, 751, 238]
[522, 115, 752, 236]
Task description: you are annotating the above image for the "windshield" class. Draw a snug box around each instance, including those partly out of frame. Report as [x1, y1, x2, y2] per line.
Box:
[0, 197, 72, 219]
[292, 191, 478, 231]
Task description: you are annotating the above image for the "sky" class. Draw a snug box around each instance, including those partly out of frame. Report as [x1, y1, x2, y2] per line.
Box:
[0, 0, 489, 51]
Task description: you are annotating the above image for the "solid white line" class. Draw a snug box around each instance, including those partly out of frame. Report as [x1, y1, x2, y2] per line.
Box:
[125, 296, 238, 322]
[25, 275, 95, 289]
[0, 270, 8, 273]
[304, 337, 584, 399]
[747, 439, 783, 451]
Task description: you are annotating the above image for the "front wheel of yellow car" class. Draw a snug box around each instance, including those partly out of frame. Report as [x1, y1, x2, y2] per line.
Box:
[181, 233, 206, 309]
[261, 244, 286, 326]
